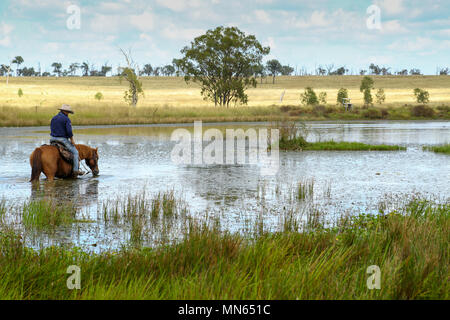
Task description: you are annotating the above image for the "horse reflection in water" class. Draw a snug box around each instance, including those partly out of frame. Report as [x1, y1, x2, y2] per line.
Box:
[30, 178, 99, 209]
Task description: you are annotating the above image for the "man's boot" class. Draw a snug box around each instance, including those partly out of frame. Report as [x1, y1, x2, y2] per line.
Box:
[72, 170, 85, 178]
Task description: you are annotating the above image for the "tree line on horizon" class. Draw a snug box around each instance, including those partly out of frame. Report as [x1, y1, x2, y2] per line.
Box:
[1, 56, 448, 79]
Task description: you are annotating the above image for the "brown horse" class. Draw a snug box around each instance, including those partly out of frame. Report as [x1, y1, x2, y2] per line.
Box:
[29, 144, 99, 182]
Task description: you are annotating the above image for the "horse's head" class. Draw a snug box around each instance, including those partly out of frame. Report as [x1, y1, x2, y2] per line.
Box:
[86, 147, 99, 176]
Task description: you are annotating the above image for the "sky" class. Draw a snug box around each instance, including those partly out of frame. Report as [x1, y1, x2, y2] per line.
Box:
[0, 0, 449, 75]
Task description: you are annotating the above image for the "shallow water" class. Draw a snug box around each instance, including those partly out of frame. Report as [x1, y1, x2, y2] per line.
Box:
[0, 121, 449, 251]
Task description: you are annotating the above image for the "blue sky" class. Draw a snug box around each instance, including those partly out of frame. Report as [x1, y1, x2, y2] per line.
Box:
[0, 0, 449, 75]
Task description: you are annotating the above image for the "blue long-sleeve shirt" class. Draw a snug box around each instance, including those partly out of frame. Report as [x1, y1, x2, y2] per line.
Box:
[50, 112, 73, 138]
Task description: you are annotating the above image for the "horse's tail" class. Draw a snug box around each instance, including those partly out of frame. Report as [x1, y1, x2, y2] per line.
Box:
[30, 148, 42, 182]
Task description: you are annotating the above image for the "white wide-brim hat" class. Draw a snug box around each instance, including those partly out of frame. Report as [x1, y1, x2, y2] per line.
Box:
[58, 104, 74, 114]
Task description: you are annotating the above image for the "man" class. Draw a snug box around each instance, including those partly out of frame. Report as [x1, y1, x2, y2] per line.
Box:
[50, 104, 84, 177]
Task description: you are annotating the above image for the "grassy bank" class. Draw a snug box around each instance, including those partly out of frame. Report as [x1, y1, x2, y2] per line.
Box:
[423, 144, 450, 155]
[0, 75, 449, 126]
[0, 197, 448, 299]
[0, 103, 449, 127]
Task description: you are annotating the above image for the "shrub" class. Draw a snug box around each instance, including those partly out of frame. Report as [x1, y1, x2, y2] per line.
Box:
[313, 105, 326, 116]
[375, 88, 386, 104]
[413, 88, 430, 104]
[364, 108, 382, 119]
[411, 105, 435, 117]
[336, 88, 348, 105]
[18, 88, 23, 98]
[318, 92, 327, 105]
[380, 108, 389, 119]
[95, 92, 104, 101]
[300, 87, 318, 106]
[360, 76, 374, 106]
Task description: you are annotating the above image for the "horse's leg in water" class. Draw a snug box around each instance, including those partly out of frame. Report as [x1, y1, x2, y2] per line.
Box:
[41, 147, 58, 181]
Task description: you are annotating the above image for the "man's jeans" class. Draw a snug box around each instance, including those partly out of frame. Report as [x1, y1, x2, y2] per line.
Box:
[50, 137, 79, 172]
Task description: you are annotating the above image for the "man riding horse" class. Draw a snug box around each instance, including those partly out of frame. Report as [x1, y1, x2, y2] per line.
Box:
[29, 105, 99, 182]
[50, 104, 84, 177]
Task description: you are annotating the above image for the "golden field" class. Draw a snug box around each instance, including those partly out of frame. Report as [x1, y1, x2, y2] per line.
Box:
[1, 75, 450, 108]
[0, 75, 449, 126]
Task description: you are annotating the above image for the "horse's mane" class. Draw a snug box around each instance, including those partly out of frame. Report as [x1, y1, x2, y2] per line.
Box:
[75, 144, 98, 160]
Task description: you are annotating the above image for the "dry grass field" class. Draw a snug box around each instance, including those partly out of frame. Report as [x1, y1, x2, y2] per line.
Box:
[1, 75, 450, 108]
[0, 75, 449, 126]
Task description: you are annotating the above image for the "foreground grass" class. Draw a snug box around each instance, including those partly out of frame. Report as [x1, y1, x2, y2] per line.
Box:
[423, 144, 450, 154]
[0, 198, 448, 299]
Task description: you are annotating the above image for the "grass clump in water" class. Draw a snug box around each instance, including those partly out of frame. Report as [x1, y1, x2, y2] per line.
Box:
[303, 140, 406, 151]
[22, 199, 76, 230]
[423, 144, 450, 154]
[273, 120, 406, 151]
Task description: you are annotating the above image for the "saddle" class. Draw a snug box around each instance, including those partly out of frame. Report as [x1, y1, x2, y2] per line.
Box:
[50, 141, 74, 163]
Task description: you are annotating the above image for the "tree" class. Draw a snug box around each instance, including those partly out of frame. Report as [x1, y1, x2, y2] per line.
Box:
[51, 62, 62, 77]
[12, 56, 24, 76]
[119, 48, 144, 107]
[369, 63, 381, 75]
[318, 92, 327, 104]
[360, 76, 374, 106]
[252, 64, 266, 84]
[410, 69, 421, 75]
[375, 88, 386, 104]
[68, 63, 79, 76]
[141, 64, 153, 76]
[81, 62, 89, 76]
[413, 88, 430, 104]
[162, 65, 175, 76]
[19, 67, 37, 76]
[174, 26, 270, 107]
[280, 65, 294, 76]
[337, 88, 349, 104]
[266, 59, 282, 84]
[329, 66, 348, 76]
[316, 66, 327, 76]
[100, 63, 112, 76]
[438, 67, 449, 75]
[300, 87, 319, 106]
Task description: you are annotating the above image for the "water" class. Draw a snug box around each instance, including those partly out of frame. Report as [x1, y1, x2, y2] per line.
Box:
[0, 121, 449, 251]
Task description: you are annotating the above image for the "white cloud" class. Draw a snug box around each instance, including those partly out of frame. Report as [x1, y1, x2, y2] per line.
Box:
[376, 0, 405, 15]
[130, 12, 155, 32]
[253, 10, 272, 24]
[381, 20, 408, 34]
[160, 23, 204, 40]
[156, 0, 203, 12]
[388, 37, 435, 51]
[0, 23, 13, 47]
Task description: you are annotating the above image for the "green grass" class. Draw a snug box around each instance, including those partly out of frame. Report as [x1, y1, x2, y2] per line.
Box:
[0, 197, 448, 299]
[304, 141, 407, 151]
[22, 199, 76, 230]
[278, 139, 406, 151]
[423, 144, 450, 154]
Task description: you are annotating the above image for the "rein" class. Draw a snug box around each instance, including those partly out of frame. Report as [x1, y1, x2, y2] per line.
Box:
[80, 159, 91, 176]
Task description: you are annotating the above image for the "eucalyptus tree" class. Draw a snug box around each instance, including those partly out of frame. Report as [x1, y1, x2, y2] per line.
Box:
[266, 59, 282, 84]
[174, 26, 270, 107]
[12, 56, 24, 76]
